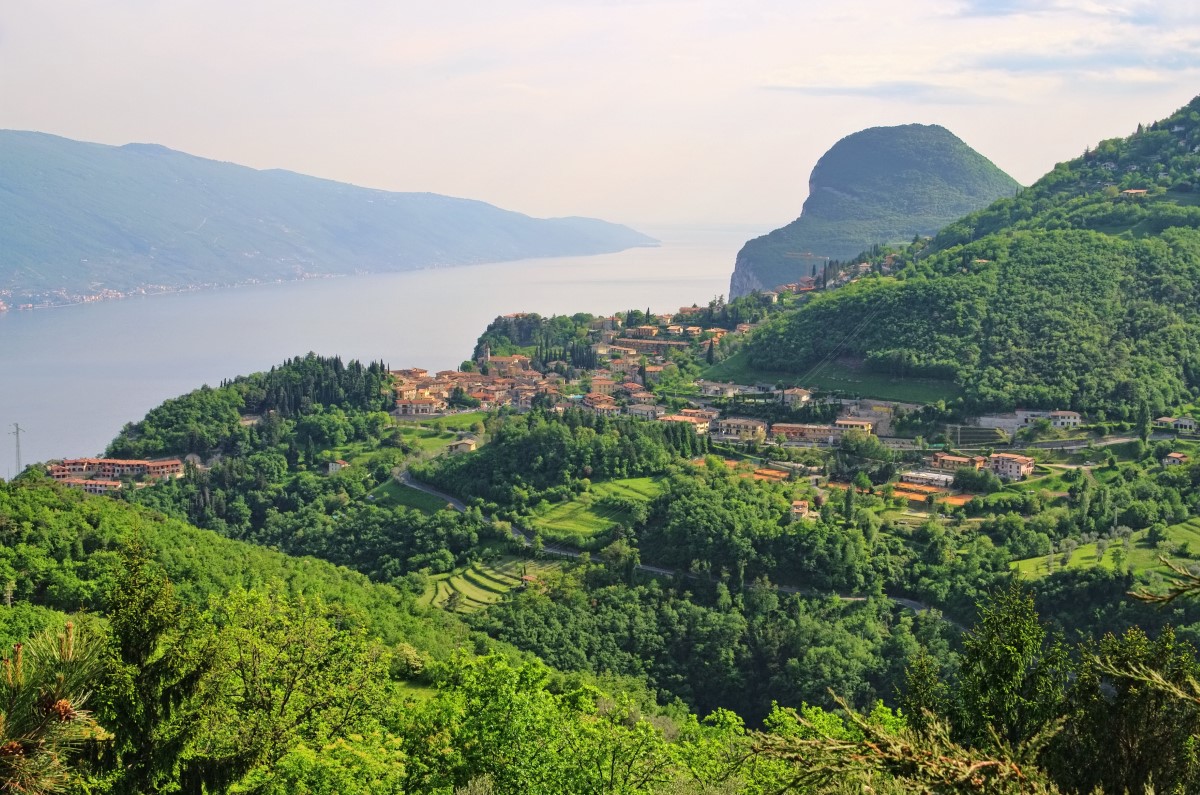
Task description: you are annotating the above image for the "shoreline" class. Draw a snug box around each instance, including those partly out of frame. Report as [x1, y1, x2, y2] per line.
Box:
[2, 242, 665, 313]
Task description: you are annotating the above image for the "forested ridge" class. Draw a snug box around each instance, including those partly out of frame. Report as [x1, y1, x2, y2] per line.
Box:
[0, 130, 655, 306]
[730, 123, 1018, 296]
[108, 353, 393, 459]
[412, 409, 710, 513]
[746, 96, 1200, 417]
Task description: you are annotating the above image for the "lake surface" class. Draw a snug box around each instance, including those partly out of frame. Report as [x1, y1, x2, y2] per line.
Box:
[0, 223, 764, 473]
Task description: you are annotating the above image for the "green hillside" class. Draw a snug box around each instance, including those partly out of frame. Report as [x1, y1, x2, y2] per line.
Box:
[0, 477, 475, 657]
[729, 124, 1019, 296]
[0, 131, 656, 305]
[743, 97, 1200, 418]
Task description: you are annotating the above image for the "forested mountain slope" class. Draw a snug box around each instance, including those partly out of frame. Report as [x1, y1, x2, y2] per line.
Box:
[729, 124, 1018, 296]
[745, 96, 1200, 417]
[0, 477, 475, 656]
[0, 130, 656, 305]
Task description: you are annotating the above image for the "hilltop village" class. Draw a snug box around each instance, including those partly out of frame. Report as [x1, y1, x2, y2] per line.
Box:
[381, 300, 1198, 516]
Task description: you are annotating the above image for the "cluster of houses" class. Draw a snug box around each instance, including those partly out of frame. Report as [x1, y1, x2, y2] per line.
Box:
[393, 310, 774, 422]
[1018, 409, 1084, 428]
[392, 357, 674, 418]
[974, 408, 1085, 433]
[48, 457, 184, 494]
[656, 413, 878, 443]
[391, 307, 759, 418]
[590, 311, 754, 358]
[871, 451, 1040, 510]
[975, 409, 1198, 440]
[922, 450, 1037, 481]
[392, 358, 562, 415]
[391, 315, 899, 450]
[887, 452, 1036, 509]
[393, 309, 1200, 493]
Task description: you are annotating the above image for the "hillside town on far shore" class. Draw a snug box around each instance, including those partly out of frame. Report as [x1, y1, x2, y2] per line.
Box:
[380, 306, 1197, 511]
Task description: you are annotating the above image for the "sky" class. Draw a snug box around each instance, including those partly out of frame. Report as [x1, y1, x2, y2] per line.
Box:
[3, 0, 1200, 228]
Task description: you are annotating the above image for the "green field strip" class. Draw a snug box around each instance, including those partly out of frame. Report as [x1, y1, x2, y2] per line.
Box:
[470, 564, 521, 588]
[462, 568, 511, 595]
[439, 579, 482, 613]
[430, 580, 452, 608]
[475, 564, 522, 583]
[1013, 517, 1200, 580]
[447, 575, 503, 606]
[593, 477, 661, 500]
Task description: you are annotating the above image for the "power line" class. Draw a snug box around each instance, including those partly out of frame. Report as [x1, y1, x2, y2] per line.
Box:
[798, 300, 889, 386]
[9, 423, 22, 476]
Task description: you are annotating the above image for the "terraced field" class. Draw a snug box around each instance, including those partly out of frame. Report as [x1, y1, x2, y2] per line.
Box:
[420, 558, 559, 614]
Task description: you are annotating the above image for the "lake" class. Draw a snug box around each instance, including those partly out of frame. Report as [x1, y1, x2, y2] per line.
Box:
[0, 223, 764, 473]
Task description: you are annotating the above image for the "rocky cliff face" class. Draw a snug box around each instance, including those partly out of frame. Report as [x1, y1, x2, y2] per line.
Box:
[729, 124, 1018, 297]
[729, 262, 765, 297]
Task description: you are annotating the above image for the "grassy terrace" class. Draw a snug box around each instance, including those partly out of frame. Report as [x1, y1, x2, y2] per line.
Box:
[417, 411, 489, 432]
[703, 351, 959, 404]
[528, 477, 662, 543]
[393, 425, 459, 455]
[370, 479, 452, 514]
[388, 411, 487, 457]
[419, 558, 561, 614]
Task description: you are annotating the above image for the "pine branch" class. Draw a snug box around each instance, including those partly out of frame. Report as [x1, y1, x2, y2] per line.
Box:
[1129, 555, 1200, 605]
[747, 695, 1060, 794]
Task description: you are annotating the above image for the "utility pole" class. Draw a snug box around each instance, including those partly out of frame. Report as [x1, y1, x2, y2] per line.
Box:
[10, 423, 22, 476]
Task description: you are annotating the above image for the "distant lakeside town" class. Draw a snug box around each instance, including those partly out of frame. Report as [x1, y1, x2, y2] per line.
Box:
[0, 272, 346, 312]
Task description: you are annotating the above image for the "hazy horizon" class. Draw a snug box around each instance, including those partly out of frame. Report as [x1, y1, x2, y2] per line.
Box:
[5, 1, 1199, 228]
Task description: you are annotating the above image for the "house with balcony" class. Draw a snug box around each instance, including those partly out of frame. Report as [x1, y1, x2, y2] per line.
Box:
[714, 417, 768, 439]
[988, 453, 1036, 481]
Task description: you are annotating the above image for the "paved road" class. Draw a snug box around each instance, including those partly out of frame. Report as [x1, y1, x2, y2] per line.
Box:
[400, 473, 959, 627]
[1023, 435, 1140, 451]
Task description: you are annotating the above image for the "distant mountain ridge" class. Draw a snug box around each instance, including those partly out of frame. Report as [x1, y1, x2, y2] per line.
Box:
[729, 124, 1019, 297]
[0, 131, 656, 306]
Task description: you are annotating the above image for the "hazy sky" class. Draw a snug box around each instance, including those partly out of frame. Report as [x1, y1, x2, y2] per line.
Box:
[4, 1, 1199, 227]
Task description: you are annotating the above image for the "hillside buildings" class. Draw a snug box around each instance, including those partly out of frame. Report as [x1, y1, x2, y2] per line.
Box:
[48, 457, 184, 493]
